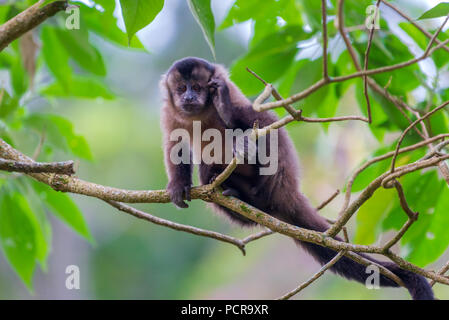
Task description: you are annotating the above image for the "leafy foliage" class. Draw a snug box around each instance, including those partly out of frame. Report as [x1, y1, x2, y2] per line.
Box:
[187, 0, 216, 59]
[418, 2, 449, 20]
[119, 0, 164, 44]
[0, 0, 449, 291]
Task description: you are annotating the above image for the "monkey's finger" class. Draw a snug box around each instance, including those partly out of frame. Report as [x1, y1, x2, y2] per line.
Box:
[174, 199, 189, 209]
[169, 191, 189, 209]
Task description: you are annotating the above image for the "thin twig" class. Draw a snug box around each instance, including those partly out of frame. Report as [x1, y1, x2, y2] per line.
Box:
[390, 180, 419, 220]
[321, 0, 329, 80]
[252, 79, 368, 123]
[336, 0, 426, 139]
[363, 0, 381, 124]
[32, 131, 46, 160]
[326, 218, 350, 242]
[247, 67, 301, 120]
[430, 260, 449, 287]
[383, 219, 415, 252]
[277, 251, 346, 300]
[211, 157, 239, 188]
[422, 140, 449, 160]
[422, 14, 449, 57]
[380, 0, 449, 55]
[241, 228, 274, 245]
[327, 154, 449, 239]
[106, 200, 246, 255]
[382, 180, 418, 251]
[390, 101, 449, 173]
[317, 189, 340, 210]
[333, 133, 449, 235]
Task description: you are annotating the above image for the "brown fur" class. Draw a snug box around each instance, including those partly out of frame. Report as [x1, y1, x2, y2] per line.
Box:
[159, 57, 434, 300]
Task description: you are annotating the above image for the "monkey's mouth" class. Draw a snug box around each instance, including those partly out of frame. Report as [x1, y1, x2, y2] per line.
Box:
[181, 104, 203, 114]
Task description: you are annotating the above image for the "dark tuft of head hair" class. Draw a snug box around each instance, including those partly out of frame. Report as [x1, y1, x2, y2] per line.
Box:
[169, 57, 214, 80]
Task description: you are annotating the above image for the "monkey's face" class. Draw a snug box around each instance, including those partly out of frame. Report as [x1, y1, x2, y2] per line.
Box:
[166, 58, 215, 116]
[170, 77, 210, 115]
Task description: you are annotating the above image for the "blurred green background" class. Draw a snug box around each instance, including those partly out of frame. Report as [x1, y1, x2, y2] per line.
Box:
[0, 0, 448, 299]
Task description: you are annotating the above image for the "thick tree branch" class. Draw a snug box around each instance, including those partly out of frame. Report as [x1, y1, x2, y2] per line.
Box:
[0, 158, 74, 175]
[2, 138, 448, 286]
[0, 1, 69, 52]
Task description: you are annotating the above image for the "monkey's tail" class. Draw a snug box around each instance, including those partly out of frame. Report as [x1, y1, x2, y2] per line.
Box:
[285, 195, 434, 300]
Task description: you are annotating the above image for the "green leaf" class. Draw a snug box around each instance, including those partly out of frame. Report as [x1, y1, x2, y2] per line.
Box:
[418, 2, 449, 20]
[354, 187, 396, 245]
[94, 0, 116, 12]
[350, 144, 425, 193]
[409, 184, 449, 265]
[31, 181, 93, 242]
[40, 26, 72, 90]
[20, 180, 52, 271]
[0, 88, 19, 119]
[25, 113, 93, 160]
[10, 42, 29, 97]
[119, 0, 164, 44]
[0, 189, 47, 288]
[340, 0, 378, 27]
[396, 171, 449, 266]
[187, 0, 215, 59]
[54, 28, 106, 76]
[400, 22, 449, 68]
[286, 58, 332, 115]
[41, 76, 114, 100]
[297, 0, 322, 31]
[230, 25, 307, 96]
[79, 3, 144, 49]
[221, 0, 302, 47]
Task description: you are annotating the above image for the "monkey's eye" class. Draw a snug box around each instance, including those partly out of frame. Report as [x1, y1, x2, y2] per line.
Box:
[192, 84, 201, 92]
[178, 85, 187, 93]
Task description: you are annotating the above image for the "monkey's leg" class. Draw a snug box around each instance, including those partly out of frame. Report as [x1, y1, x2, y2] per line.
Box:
[199, 163, 257, 226]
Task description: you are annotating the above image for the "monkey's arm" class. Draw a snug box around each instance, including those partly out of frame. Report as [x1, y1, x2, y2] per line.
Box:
[209, 77, 235, 128]
[209, 76, 275, 130]
[163, 132, 193, 209]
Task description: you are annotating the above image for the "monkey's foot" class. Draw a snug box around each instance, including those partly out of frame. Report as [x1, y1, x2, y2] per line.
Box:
[167, 182, 191, 209]
[222, 188, 240, 198]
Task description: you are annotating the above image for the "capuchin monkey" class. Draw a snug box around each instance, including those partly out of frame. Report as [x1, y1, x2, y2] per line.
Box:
[160, 57, 434, 300]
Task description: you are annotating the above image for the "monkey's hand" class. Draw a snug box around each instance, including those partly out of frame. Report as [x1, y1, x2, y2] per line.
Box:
[167, 180, 192, 209]
[208, 76, 226, 93]
[208, 76, 235, 128]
